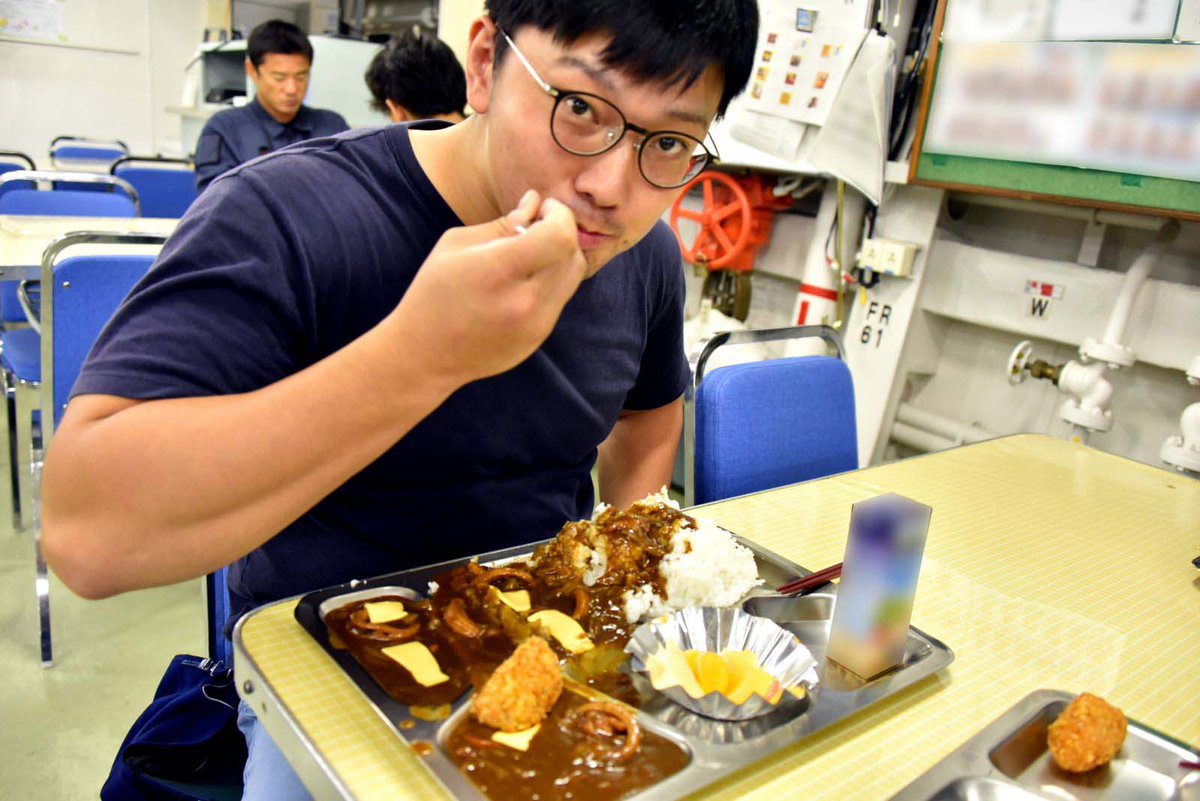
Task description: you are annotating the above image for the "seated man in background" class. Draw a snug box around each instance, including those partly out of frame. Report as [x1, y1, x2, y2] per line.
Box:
[43, 0, 756, 797]
[194, 19, 348, 192]
[365, 30, 467, 124]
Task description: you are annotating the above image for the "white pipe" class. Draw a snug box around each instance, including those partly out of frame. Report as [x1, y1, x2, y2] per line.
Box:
[1101, 222, 1180, 347]
[951, 192, 1170, 231]
[1078, 221, 1179, 369]
[890, 421, 956, 453]
[895, 403, 995, 445]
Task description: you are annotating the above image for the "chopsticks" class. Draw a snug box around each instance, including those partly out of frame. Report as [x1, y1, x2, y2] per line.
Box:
[1181, 759, 1200, 770]
[776, 562, 842, 596]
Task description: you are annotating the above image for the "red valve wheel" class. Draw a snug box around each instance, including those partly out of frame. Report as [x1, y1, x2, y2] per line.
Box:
[669, 171, 753, 270]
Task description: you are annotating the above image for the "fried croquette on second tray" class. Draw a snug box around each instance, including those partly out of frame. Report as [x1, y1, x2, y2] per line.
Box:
[471, 636, 563, 732]
[1047, 692, 1128, 772]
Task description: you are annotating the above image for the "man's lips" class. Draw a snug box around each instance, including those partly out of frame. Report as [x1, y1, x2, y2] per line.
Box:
[576, 225, 613, 250]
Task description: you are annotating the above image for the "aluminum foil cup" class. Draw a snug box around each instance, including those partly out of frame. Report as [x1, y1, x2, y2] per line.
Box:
[625, 606, 819, 721]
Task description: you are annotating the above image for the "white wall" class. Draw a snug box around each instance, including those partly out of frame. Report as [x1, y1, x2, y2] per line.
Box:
[690, 189, 1200, 472]
[0, 0, 204, 164]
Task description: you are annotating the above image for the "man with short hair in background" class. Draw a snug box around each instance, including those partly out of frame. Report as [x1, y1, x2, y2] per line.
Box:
[194, 19, 348, 192]
[365, 30, 468, 124]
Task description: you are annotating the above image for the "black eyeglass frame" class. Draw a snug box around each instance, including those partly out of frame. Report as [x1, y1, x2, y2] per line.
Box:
[499, 29, 720, 190]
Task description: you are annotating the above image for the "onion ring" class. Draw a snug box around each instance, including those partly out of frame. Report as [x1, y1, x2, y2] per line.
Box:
[570, 701, 641, 761]
[444, 598, 484, 638]
[348, 607, 420, 642]
[471, 566, 534, 592]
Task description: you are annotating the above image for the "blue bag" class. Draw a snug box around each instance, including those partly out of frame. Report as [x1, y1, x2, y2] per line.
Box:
[100, 655, 247, 801]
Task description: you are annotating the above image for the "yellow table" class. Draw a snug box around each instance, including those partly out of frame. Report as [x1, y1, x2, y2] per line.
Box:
[0, 215, 178, 280]
[233, 434, 1200, 800]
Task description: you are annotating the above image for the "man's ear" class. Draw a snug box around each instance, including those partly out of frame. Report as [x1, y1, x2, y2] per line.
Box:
[385, 99, 410, 123]
[464, 16, 498, 115]
[244, 58, 259, 87]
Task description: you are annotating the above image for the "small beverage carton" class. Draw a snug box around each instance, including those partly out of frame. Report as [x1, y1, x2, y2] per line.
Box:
[826, 493, 931, 680]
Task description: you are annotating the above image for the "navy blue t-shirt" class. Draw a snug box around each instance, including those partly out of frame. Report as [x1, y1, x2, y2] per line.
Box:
[74, 121, 689, 622]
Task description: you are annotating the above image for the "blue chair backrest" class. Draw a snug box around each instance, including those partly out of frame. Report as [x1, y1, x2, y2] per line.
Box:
[113, 165, 197, 218]
[49, 253, 155, 424]
[0, 163, 35, 195]
[694, 355, 858, 504]
[207, 567, 233, 666]
[0, 188, 137, 218]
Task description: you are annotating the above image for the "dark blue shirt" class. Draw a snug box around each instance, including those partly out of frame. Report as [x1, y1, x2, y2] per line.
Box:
[193, 97, 348, 192]
[74, 122, 689, 623]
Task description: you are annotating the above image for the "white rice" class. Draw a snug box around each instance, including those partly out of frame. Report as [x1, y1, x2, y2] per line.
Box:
[619, 492, 762, 623]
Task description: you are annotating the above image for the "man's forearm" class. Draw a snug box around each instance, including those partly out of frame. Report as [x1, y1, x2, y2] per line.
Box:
[42, 314, 460, 598]
[596, 398, 682, 509]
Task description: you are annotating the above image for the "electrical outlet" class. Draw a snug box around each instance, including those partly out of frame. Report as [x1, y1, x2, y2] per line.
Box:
[859, 238, 918, 278]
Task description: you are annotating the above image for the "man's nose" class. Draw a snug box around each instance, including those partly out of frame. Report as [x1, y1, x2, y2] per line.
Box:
[573, 139, 638, 208]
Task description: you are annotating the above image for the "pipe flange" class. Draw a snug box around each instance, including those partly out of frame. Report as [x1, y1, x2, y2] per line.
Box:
[1060, 399, 1113, 433]
[1160, 436, 1200, 474]
[1007, 340, 1034, 386]
[1079, 337, 1134, 370]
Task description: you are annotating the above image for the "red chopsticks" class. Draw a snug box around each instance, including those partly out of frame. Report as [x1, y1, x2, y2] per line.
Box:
[776, 562, 842, 596]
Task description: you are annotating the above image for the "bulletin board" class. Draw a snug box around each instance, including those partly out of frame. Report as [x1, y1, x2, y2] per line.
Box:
[908, 0, 1200, 221]
[0, 0, 143, 54]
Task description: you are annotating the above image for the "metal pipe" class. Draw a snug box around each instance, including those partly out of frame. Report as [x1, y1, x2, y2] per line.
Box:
[895, 403, 994, 445]
[890, 421, 956, 453]
[950, 192, 1171, 232]
[1101, 222, 1180, 347]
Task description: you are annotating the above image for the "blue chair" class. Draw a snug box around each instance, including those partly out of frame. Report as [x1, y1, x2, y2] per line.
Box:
[112, 157, 197, 218]
[49, 135, 129, 171]
[684, 325, 858, 506]
[0, 170, 140, 217]
[0, 151, 37, 195]
[17, 231, 165, 665]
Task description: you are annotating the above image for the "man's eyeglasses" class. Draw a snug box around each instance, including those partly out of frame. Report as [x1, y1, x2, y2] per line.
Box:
[500, 30, 716, 190]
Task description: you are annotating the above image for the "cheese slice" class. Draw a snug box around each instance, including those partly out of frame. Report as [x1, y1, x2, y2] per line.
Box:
[527, 609, 594, 654]
[491, 724, 541, 751]
[381, 641, 449, 687]
[487, 586, 532, 613]
[364, 601, 410, 624]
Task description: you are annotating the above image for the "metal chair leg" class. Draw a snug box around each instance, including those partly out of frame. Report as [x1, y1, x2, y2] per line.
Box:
[3, 371, 22, 530]
[13, 380, 37, 533]
[32, 443, 51, 667]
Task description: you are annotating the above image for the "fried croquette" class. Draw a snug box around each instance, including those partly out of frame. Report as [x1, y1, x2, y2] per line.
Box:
[471, 636, 563, 732]
[1048, 692, 1128, 772]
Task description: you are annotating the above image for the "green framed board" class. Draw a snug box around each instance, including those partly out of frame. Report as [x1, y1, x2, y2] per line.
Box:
[908, 0, 1200, 221]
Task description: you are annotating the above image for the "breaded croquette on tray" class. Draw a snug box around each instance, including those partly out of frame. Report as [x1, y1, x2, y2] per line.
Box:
[471, 636, 563, 732]
[1047, 692, 1128, 772]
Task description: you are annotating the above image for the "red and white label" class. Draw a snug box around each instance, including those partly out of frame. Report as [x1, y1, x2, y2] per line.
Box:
[1024, 280, 1064, 299]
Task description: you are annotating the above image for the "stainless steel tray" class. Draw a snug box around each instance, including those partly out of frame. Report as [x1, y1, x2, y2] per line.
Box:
[890, 689, 1200, 801]
[293, 535, 955, 801]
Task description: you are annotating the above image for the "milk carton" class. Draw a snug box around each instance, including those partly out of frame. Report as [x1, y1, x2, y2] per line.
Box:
[826, 493, 931, 680]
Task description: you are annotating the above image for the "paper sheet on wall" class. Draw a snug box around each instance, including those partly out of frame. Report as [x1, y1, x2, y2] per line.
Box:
[807, 31, 895, 204]
[742, 0, 871, 127]
[0, 0, 65, 42]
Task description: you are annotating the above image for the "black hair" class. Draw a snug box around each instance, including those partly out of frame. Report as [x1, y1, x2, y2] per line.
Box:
[364, 31, 467, 116]
[484, 0, 759, 117]
[247, 19, 314, 69]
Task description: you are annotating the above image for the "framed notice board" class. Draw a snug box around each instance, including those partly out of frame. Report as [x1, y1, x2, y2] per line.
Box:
[908, 0, 1200, 221]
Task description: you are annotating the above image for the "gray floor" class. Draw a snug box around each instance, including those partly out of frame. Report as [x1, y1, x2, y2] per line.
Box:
[0, 446, 203, 799]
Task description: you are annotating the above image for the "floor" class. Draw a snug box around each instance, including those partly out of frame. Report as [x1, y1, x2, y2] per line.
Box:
[0, 442, 203, 799]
